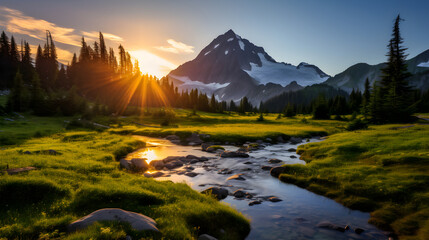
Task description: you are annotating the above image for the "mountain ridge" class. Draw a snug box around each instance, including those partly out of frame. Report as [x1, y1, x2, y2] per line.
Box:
[168, 29, 329, 104]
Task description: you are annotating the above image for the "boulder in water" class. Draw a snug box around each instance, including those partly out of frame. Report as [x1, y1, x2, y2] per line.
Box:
[201, 187, 228, 200]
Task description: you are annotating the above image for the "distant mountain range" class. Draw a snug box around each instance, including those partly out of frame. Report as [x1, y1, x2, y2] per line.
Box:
[168, 30, 329, 105]
[324, 49, 429, 93]
[168, 30, 429, 105]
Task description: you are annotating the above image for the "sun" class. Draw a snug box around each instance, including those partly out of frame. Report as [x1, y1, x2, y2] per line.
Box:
[129, 50, 177, 78]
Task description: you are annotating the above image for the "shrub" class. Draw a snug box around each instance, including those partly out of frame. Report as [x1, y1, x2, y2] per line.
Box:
[346, 118, 368, 131]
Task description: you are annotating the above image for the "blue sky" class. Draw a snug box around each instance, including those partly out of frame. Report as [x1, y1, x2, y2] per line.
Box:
[0, 0, 428, 77]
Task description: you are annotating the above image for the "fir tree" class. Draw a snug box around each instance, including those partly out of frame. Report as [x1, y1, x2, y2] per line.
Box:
[379, 14, 413, 122]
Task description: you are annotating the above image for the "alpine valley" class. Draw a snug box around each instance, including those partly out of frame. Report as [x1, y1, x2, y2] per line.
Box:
[168, 30, 429, 105]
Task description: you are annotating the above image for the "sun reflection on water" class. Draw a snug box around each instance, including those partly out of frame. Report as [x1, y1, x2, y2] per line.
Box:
[136, 149, 157, 164]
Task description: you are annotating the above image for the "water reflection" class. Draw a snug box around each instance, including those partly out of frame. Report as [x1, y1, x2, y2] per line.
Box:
[126, 136, 388, 240]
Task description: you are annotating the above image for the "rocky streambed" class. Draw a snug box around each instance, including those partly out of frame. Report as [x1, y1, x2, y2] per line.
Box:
[125, 135, 389, 240]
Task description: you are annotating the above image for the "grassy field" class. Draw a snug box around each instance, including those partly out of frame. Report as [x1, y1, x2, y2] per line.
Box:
[278, 124, 429, 239]
[98, 109, 347, 144]
[0, 131, 250, 239]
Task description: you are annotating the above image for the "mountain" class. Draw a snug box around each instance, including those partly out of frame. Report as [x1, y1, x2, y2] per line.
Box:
[168, 29, 329, 105]
[324, 49, 429, 93]
[261, 84, 348, 113]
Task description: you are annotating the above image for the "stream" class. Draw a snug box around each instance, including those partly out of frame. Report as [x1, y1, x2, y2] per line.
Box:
[126, 136, 388, 240]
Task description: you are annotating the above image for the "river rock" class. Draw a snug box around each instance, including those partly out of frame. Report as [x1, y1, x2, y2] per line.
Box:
[290, 137, 303, 144]
[220, 151, 249, 158]
[316, 221, 346, 232]
[227, 174, 246, 181]
[233, 189, 246, 198]
[184, 166, 195, 170]
[237, 147, 248, 152]
[354, 228, 365, 234]
[68, 208, 159, 232]
[186, 133, 203, 145]
[149, 160, 164, 170]
[261, 166, 272, 171]
[287, 148, 297, 152]
[268, 196, 282, 202]
[164, 160, 183, 169]
[198, 234, 218, 240]
[277, 136, 285, 143]
[290, 155, 297, 159]
[130, 158, 149, 172]
[162, 156, 182, 163]
[143, 172, 164, 178]
[120, 159, 131, 170]
[185, 172, 198, 177]
[201, 187, 228, 200]
[243, 161, 252, 165]
[270, 166, 285, 177]
[249, 200, 262, 206]
[166, 135, 180, 141]
[268, 158, 282, 164]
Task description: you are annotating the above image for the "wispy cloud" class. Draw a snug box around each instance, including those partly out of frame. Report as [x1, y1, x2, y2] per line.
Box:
[82, 31, 123, 43]
[0, 6, 81, 46]
[155, 39, 194, 54]
[0, 6, 123, 47]
[29, 44, 74, 65]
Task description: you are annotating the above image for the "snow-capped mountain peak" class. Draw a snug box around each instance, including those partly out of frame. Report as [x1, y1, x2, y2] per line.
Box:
[168, 29, 329, 104]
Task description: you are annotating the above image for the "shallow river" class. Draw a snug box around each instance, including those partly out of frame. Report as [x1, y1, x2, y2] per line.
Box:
[127, 136, 388, 240]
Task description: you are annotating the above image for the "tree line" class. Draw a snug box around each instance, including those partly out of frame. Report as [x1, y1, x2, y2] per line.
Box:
[1, 15, 428, 121]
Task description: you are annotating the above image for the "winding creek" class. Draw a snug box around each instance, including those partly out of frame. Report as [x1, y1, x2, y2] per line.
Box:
[126, 136, 388, 240]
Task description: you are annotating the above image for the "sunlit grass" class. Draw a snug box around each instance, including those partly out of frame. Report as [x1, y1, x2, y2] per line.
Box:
[0, 131, 249, 239]
[279, 124, 429, 239]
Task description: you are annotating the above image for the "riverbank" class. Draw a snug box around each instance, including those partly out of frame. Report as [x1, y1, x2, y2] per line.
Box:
[0, 131, 250, 239]
[277, 124, 429, 239]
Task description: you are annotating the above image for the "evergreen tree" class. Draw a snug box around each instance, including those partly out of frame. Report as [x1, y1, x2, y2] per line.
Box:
[362, 78, 371, 117]
[99, 32, 108, 63]
[210, 93, 216, 112]
[379, 14, 413, 122]
[7, 70, 24, 111]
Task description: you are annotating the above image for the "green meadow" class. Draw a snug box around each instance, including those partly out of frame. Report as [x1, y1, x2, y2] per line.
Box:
[279, 124, 429, 239]
[1, 108, 428, 239]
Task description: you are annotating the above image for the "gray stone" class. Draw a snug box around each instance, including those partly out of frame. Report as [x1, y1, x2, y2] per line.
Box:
[261, 166, 272, 171]
[354, 228, 365, 234]
[149, 160, 164, 170]
[68, 208, 159, 232]
[287, 148, 297, 152]
[249, 200, 262, 206]
[186, 133, 203, 145]
[227, 174, 246, 181]
[218, 168, 233, 174]
[268, 197, 282, 202]
[201, 187, 228, 200]
[290, 137, 303, 144]
[120, 159, 131, 170]
[268, 158, 282, 164]
[130, 158, 149, 172]
[220, 151, 249, 158]
[290, 155, 297, 159]
[164, 160, 183, 169]
[316, 221, 346, 232]
[233, 190, 246, 198]
[166, 135, 180, 141]
[270, 167, 285, 177]
[185, 172, 198, 177]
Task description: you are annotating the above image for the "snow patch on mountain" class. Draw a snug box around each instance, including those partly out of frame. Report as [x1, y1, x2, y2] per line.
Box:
[238, 40, 245, 51]
[227, 37, 234, 42]
[214, 43, 220, 49]
[225, 50, 229, 55]
[243, 53, 328, 87]
[204, 51, 211, 56]
[170, 75, 230, 92]
[417, 60, 429, 67]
